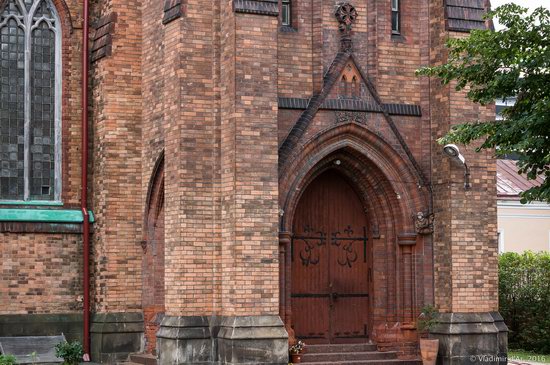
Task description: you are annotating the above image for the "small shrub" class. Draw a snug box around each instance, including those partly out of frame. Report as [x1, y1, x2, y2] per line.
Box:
[54, 341, 84, 365]
[417, 305, 440, 335]
[0, 354, 17, 365]
[499, 251, 550, 354]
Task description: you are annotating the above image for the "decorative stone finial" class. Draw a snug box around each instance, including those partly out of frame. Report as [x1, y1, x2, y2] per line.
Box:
[335, 3, 358, 52]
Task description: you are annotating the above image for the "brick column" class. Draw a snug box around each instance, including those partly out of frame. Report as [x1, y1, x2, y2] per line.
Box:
[156, 0, 218, 363]
[156, 1, 287, 363]
[89, 0, 144, 361]
[216, 1, 287, 364]
[428, 0, 507, 363]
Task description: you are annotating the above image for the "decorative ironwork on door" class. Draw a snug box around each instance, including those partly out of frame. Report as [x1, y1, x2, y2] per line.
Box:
[292, 225, 368, 268]
[292, 225, 327, 267]
[331, 225, 368, 268]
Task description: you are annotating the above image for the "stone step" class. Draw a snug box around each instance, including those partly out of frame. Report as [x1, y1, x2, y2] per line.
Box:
[306, 343, 379, 353]
[302, 351, 398, 363]
[128, 354, 157, 365]
[298, 359, 422, 365]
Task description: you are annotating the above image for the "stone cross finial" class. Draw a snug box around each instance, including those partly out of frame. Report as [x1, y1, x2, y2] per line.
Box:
[335, 3, 358, 52]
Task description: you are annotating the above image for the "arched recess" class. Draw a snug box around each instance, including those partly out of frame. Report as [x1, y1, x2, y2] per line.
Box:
[278, 122, 432, 347]
[142, 151, 165, 354]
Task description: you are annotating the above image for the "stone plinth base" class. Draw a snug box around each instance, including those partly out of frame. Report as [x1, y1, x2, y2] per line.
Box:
[157, 315, 288, 365]
[431, 312, 508, 365]
[217, 316, 288, 365]
[157, 316, 213, 365]
[90, 312, 144, 363]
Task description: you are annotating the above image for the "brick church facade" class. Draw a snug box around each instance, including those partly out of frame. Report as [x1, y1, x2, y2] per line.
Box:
[0, 0, 507, 364]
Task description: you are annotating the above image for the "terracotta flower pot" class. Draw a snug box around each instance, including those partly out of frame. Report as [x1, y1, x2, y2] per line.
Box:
[290, 353, 302, 363]
[419, 338, 439, 365]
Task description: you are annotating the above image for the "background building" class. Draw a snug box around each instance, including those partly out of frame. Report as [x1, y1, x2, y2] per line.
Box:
[497, 159, 550, 253]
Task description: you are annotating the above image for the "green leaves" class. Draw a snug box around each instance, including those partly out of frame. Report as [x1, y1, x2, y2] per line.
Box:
[54, 341, 84, 365]
[0, 355, 17, 365]
[499, 252, 550, 353]
[418, 4, 550, 202]
[417, 305, 440, 334]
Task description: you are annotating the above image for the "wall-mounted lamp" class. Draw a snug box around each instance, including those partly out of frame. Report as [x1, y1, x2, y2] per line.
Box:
[443, 144, 471, 190]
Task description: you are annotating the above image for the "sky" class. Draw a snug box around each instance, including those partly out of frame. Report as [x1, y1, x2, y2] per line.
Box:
[490, 0, 549, 29]
[491, 0, 549, 9]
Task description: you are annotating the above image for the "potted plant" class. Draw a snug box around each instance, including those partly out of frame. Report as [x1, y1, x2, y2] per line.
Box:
[417, 305, 440, 365]
[289, 340, 306, 364]
[54, 341, 84, 365]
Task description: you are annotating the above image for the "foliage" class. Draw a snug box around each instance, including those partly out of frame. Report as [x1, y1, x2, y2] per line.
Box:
[417, 4, 550, 203]
[508, 350, 550, 364]
[417, 305, 440, 335]
[499, 252, 550, 353]
[0, 355, 17, 365]
[289, 340, 306, 355]
[54, 341, 84, 365]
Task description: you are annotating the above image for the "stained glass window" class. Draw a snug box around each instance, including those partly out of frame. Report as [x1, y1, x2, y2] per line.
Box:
[0, 0, 61, 201]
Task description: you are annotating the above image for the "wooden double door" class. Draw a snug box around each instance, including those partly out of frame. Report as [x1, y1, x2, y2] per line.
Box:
[291, 170, 370, 344]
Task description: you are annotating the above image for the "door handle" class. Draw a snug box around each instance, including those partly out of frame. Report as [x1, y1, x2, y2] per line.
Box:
[329, 282, 338, 302]
[329, 283, 336, 307]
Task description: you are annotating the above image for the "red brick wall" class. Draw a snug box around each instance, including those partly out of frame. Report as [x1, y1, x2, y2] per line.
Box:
[1, 0, 498, 334]
[161, 0, 219, 317]
[0, 233, 83, 314]
[278, 0, 314, 99]
[0, 0, 86, 315]
[222, 11, 280, 316]
[428, 3, 498, 313]
[90, 0, 143, 313]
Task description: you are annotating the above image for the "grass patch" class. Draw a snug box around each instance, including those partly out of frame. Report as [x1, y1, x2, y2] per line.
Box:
[509, 350, 550, 364]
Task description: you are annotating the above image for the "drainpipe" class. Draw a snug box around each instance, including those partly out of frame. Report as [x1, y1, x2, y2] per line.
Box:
[81, 0, 91, 357]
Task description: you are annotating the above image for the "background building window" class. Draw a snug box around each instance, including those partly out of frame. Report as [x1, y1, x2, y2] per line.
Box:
[0, 0, 61, 201]
[391, 0, 400, 34]
[281, 0, 291, 27]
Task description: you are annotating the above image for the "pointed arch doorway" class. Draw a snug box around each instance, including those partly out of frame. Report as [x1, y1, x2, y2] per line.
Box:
[291, 169, 370, 344]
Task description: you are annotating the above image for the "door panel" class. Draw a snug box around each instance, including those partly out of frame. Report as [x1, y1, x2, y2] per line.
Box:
[291, 170, 369, 344]
[291, 171, 331, 343]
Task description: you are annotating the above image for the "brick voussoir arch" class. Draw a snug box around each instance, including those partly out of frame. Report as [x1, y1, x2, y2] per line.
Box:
[295, 151, 397, 237]
[144, 150, 165, 241]
[279, 122, 429, 233]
